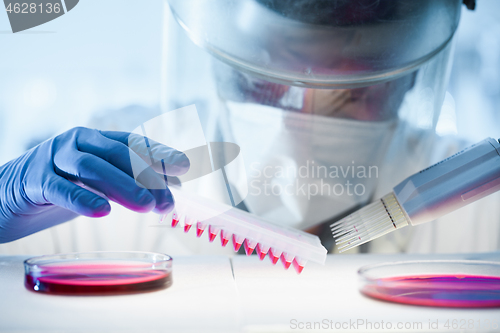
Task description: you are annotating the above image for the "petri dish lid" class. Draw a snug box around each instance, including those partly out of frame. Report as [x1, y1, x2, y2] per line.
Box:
[24, 251, 173, 295]
[358, 260, 500, 308]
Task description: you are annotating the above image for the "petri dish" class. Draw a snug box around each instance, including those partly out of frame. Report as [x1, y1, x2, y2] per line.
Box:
[358, 260, 500, 308]
[24, 251, 173, 295]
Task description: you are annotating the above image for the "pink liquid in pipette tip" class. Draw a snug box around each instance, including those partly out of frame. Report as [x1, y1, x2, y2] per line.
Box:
[257, 249, 267, 260]
[196, 222, 206, 237]
[256, 244, 269, 260]
[208, 228, 218, 242]
[268, 249, 280, 265]
[220, 230, 230, 247]
[244, 240, 255, 256]
[25, 263, 172, 295]
[361, 274, 500, 308]
[232, 235, 244, 252]
[292, 259, 304, 274]
[280, 253, 293, 270]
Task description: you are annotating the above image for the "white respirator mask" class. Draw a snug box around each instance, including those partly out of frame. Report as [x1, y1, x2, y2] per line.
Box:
[223, 101, 397, 230]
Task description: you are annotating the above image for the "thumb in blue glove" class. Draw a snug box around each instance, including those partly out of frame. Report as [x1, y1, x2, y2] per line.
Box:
[0, 127, 190, 243]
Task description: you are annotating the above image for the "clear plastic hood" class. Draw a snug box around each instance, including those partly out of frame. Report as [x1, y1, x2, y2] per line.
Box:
[167, 0, 461, 88]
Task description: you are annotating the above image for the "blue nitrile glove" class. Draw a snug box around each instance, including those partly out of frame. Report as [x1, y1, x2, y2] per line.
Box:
[0, 127, 190, 243]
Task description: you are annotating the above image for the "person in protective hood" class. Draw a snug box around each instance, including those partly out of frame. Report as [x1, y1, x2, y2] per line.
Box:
[3, 0, 499, 255]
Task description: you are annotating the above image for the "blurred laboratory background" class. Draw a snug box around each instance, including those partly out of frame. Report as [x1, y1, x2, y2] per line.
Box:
[0, 0, 499, 254]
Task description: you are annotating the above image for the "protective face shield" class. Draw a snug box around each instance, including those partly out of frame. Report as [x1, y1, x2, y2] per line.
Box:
[167, 0, 461, 88]
[164, 0, 466, 231]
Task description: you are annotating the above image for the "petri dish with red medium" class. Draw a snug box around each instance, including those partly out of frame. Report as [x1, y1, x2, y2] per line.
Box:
[358, 260, 500, 308]
[24, 251, 173, 295]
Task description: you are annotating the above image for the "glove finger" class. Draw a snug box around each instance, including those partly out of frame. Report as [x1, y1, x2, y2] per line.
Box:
[99, 130, 190, 176]
[54, 148, 159, 213]
[149, 188, 175, 214]
[75, 131, 175, 213]
[77, 130, 155, 180]
[43, 175, 111, 217]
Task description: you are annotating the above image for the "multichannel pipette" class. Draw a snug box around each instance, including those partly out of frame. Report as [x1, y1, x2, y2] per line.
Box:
[161, 186, 327, 274]
[149, 142, 326, 273]
[332, 137, 500, 252]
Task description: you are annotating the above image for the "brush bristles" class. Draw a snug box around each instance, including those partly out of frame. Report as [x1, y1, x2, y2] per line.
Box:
[330, 192, 409, 252]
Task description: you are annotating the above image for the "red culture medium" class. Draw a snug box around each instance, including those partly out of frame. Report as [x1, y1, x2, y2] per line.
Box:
[24, 253, 173, 295]
[361, 274, 500, 308]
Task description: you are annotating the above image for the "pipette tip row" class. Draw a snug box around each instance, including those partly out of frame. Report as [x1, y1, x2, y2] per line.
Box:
[162, 212, 307, 274]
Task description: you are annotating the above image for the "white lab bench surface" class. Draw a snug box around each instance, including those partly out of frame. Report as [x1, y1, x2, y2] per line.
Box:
[1, 253, 499, 332]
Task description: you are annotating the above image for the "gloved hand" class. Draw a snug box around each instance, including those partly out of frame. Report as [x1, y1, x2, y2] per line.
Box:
[0, 127, 190, 243]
